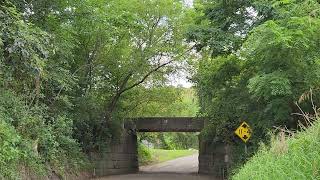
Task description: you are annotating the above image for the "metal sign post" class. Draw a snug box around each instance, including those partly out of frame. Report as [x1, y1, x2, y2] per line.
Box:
[245, 144, 247, 154]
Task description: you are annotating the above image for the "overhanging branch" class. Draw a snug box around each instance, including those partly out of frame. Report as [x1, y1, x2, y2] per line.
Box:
[120, 60, 173, 94]
[119, 45, 195, 95]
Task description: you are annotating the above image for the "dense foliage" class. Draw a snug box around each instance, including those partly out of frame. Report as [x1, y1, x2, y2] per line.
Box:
[0, 1, 86, 178]
[136, 88, 199, 150]
[191, 0, 320, 169]
[3, 0, 320, 178]
[0, 0, 193, 178]
[188, 0, 274, 56]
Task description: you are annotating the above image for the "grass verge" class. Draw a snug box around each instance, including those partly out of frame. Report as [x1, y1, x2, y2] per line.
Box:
[139, 147, 198, 166]
[232, 120, 320, 180]
[149, 149, 198, 163]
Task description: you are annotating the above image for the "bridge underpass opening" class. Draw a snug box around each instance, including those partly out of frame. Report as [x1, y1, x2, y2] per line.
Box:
[127, 117, 205, 174]
[138, 132, 199, 174]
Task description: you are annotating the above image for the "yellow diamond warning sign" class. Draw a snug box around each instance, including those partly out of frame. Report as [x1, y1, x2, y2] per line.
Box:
[235, 122, 252, 143]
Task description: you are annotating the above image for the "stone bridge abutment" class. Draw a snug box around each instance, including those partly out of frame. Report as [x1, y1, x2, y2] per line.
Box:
[91, 117, 231, 179]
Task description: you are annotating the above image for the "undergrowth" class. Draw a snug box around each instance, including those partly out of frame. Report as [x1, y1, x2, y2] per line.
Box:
[0, 90, 88, 179]
[232, 117, 320, 180]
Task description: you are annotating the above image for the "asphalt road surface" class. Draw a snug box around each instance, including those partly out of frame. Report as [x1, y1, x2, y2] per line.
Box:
[140, 153, 199, 173]
[95, 154, 214, 180]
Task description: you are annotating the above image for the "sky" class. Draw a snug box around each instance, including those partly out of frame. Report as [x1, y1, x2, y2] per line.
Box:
[166, 0, 194, 88]
[184, 0, 194, 7]
[167, 68, 193, 88]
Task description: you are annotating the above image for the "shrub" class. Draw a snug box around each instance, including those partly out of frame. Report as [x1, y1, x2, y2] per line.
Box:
[138, 143, 152, 165]
[232, 120, 320, 180]
[0, 89, 88, 179]
[0, 119, 21, 179]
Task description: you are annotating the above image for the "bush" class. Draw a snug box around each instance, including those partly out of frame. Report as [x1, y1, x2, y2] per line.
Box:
[232, 120, 320, 180]
[0, 120, 21, 179]
[138, 144, 152, 165]
[0, 90, 88, 179]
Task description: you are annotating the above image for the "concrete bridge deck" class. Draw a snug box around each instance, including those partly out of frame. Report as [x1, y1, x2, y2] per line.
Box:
[125, 117, 205, 132]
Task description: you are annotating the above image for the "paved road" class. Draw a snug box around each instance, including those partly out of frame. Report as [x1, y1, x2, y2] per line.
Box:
[94, 173, 213, 180]
[140, 153, 199, 173]
[95, 154, 213, 180]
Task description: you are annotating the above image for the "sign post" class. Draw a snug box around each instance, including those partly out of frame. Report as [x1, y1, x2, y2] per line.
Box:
[235, 121, 252, 154]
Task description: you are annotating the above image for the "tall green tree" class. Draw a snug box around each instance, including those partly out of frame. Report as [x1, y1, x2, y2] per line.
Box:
[2, 0, 195, 152]
[188, 0, 274, 56]
[192, 0, 320, 168]
[0, 0, 196, 178]
[0, 1, 87, 178]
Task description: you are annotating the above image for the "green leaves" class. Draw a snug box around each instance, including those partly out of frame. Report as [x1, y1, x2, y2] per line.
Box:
[0, 2, 51, 96]
[0, 0, 197, 178]
[0, 120, 21, 179]
[248, 72, 292, 101]
[193, 0, 320, 171]
[188, 0, 274, 56]
[0, 89, 87, 178]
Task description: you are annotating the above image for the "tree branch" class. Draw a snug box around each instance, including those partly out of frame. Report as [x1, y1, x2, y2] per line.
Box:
[119, 45, 195, 95]
[104, 71, 133, 117]
[103, 44, 195, 121]
[120, 60, 173, 94]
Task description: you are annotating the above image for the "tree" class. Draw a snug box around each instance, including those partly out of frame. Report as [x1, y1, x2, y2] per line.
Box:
[188, 0, 274, 56]
[0, 1, 86, 178]
[94, 0, 193, 123]
[193, 0, 320, 168]
[3, 0, 195, 152]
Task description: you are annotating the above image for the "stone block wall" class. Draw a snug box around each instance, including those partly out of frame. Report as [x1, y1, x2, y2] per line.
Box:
[198, 138, 232, 179]
[89, 124, 232, 178]
[90, 130, 139, 177]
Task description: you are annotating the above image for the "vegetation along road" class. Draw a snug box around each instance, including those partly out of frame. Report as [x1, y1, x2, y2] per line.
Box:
[2, 0, 320, 179]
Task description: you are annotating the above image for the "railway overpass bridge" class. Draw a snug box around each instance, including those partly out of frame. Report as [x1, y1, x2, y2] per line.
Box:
[92, 117, 231, 179]
[125, 117, 205, 132]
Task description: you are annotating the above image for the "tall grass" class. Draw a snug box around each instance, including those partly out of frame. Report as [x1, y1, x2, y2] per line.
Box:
[232, 118, 320, 179]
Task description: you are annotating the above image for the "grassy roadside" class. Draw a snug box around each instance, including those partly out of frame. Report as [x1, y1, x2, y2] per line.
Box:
[139, 148, 198, 166]
[232, 120, 320, 180]
[150, 149, 198, 163]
